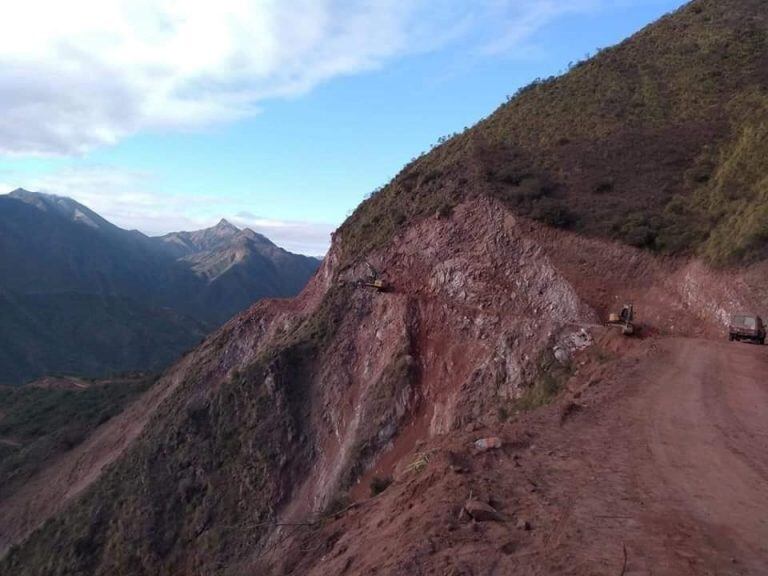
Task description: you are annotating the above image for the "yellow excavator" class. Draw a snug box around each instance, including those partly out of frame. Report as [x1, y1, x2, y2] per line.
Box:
[359, 262, 388, 292]
[608, 304, 635, 335]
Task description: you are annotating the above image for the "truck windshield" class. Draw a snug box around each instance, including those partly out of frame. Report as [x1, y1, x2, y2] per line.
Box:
[734, 315, 757, 328]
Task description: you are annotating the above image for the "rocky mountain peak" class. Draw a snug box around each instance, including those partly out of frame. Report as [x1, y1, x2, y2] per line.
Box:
[214, 218, 239, 232]
[6, 188, 110, 231]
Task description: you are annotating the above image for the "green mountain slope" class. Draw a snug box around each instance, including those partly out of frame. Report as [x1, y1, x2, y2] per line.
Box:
[340, 0, 768, 265]
[0, 291, 207, 385]
[0, 375, 155, 502]
[0, 192, 319, 385]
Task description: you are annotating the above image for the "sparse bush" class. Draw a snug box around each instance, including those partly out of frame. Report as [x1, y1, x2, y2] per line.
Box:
[369, 475, 393, 496]
[325, 492, 350, 516]
[492, 166, 530, 186]
[436, 202, 454, 219]
[390, 209, 406, 226]
[531, 198, 576, 229]
[616, 213, 661, 249]
[497, 404, 510, 422]
[593, 180, 614, 194]
[419, 169, 443, 186]
[514, 349, 572, 411]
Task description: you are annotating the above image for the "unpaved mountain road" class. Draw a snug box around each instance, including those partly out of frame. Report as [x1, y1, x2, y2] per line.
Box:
[541, 337, 768, 575]
[644, 339, 768, 570]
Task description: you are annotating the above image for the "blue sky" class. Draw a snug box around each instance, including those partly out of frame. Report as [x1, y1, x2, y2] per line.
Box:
[0, 0, 687, 254]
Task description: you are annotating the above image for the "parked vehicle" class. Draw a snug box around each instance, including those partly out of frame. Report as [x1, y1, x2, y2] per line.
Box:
[728, 313, 766, 345]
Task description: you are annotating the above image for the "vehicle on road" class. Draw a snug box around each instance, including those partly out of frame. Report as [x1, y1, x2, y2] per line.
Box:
[728, 313, 766, 345]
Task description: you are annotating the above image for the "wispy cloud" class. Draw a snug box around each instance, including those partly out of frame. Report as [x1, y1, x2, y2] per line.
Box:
[1, 167, 334, 255]
[0, 0, 627, 156]
[232, 211, 334, 257]
[478, 0, 601, 55]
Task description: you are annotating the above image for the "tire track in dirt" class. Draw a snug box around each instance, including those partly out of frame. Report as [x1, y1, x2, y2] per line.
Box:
[639, 338, 768, 574]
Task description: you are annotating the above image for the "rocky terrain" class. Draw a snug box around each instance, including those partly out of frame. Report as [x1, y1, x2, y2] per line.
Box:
[0, 190, 319, 384]
[2, 0, 768, 574]
[2, 196, 767, 575]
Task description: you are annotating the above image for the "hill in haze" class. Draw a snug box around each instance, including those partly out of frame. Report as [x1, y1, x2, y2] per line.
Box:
[4, 0, 768, 574]
[0, 190, 320, 385]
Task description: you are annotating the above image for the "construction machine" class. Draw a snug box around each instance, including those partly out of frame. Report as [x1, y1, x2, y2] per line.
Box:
[608, 304, 635, 336]
[359, 262, 388, 292]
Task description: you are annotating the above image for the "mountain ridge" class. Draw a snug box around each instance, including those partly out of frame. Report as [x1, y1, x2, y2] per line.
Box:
[339, 0, 768, 265]
[0, 190, 320, 384]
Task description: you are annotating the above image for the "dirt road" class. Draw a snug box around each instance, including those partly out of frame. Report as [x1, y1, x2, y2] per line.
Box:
[541, 337, 768, 575]
[641, 338, 768, 573]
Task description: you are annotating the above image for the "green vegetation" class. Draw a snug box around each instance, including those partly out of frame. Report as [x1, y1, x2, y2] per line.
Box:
[369, 475, 393, 497]
[0, 286, 353, 576]
[338, 0, 768, 267]
[7, 1, 768, 573]
[497, 404, 511, 422]
[514, 349, 573, 412]
[0, 376, 154, 500]
[0, 291, 208, 385]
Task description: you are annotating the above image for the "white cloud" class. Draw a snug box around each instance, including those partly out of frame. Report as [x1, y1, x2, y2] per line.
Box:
[232, 211, 334, 257]
[3, 166, 334, 255]
[478, 1, 601, 55]
[0, 0, 625, 156]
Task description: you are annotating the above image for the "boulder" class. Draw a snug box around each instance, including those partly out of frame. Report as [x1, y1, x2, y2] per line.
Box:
[464, 500, 505, 522]
[473, 437, 503, 451]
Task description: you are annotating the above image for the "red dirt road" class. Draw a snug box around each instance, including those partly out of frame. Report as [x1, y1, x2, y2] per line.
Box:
[637, 338, 768, 573]
[538, 337, 768, 575]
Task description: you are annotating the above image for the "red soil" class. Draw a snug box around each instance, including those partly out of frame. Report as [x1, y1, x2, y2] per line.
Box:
[270, 333, 768, 575]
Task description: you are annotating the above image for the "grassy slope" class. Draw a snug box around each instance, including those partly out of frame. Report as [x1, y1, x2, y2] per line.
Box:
[339, 0, 768, 265]
[0, 376, 155, 501]
[0, 287, 350, 575]
[0, 292, 209, 385]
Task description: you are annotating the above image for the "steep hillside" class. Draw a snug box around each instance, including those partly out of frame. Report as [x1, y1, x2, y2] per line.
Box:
[4, 196, 767, 574]
[0, 291, 207, 385]
[0, 191, 319, 384]
[340, 0, 768, 265]
[0, 375, 154, 503]
[3, 0, 768, 574]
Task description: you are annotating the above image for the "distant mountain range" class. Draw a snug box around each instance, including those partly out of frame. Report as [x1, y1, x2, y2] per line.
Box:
[0, 189, 321, 384]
